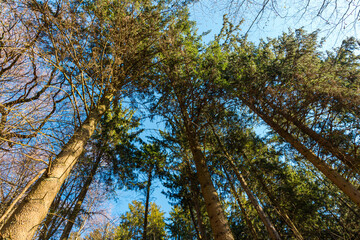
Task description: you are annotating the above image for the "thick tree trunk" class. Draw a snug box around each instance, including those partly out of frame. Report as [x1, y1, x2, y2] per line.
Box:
[224, 169, 259, 240]
[185, 130, 235, 240]
[0, 94, 112, 240]
[59, 152, 102, 240]
[241, 97, 360, 207]
[142, 164, 153, 240]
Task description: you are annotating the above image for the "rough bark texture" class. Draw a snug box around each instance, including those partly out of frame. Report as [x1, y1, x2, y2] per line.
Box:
[0, 94, 111, 240]
[59, 153, 102, 240]
[185, 131, 235, 240]
[241, 97, 360, 207]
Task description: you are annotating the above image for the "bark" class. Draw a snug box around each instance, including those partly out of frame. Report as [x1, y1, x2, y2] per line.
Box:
[0, 169, 45, 226]
[209, 122, 281, 240]
[185, 160, 208, 240]
[59, 152, 102, 240]
[241, 97, 360, 207]
[223, 169, 259, 240]
[265, 98, 359, 174]
[184, 127, 235, 240]
[188, 203, 202, 240]
[256, 173, 304, 240]
[0, 93, 112, 240]
[142, 164, 153, 240]
[234, 170, 281, 240]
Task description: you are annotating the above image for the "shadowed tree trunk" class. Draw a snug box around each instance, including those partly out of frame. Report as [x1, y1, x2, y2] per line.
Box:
[142, 164, 153, 240]
[184, 119, 235, 240]
[223, 169, 259, 240]
[209, 122, 281, 240]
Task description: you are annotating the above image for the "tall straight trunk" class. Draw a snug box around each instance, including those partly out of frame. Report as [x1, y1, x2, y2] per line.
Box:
[223, 169, 259, 240]
[240, 97, 360, 207]
[0, 93, 112, 240]
[255, 172, 304, 240]
[184, 127, 235, 240]
[209, 123, 281, 240]
[185, 159, 208, 240]
[59, 152, 102, 240]
[142, 164, 153, 240]
[187, 203, 202, 240]
[265, 98, 359, 174]
[233, 170, 281, 240]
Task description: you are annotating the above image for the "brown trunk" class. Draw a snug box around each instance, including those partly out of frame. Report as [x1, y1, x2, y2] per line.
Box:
[59, 152, 102, 240]
[256, 173, 304, 240]
[188, 203, 202, 240]
[0, 93, 112, 240]
[265, 98, 359, 174]
[234, 171, 281, 240]
[241, 97, 360, 207]
[185, 159, 208, 240]
[185, 130, 235, 240]
[223, 169, 259, 240]
[142, 164, 153, 240]
[209, 123, 281, 240]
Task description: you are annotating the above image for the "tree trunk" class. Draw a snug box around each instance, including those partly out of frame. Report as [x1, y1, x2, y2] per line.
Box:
[209, 122, 281, 240]
[241, 97, 360, 207]
[142, 164, 153, 240]
[185, 129, 235, 240]
[223, 169, 259, 240]
[234, 170, 281, 240]
[59, 152, 102, 240]
[256, 172, 304, 240]
[188, 203, 202, 240]
[265, 98, 359, 174]
[0, 93, 112, 240]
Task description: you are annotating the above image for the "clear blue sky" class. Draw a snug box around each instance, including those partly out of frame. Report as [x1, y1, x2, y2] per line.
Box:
[104, 0, 359, 229]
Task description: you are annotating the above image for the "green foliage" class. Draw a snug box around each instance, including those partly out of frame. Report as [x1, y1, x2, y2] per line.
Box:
[115, 200, 166, 240]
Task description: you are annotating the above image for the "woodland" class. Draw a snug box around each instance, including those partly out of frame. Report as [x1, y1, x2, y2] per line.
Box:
[0, 0, 359, 239]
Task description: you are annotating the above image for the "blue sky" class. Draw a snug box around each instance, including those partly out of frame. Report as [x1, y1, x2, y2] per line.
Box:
[105, 0, 359, 229]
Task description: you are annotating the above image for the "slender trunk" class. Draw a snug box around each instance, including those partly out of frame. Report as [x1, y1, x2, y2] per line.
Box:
[59, 152, 102, 240]
[185, 129, 235, 240]
[185, 159, 208, 240]
[223, 169, 259, 240]
[265, 98, 359, 174]
[188, 203, 202, 240]
[209, 123, 281, 240]
[142, 165, 153, 240]
[0, 93, 112, 240]
[256, 173, 304, 240]
[241, 97, 360, 207]
[235, 170, 281, 240]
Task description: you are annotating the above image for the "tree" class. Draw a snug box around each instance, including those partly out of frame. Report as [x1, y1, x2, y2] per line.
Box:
[221, 28, 360, 207]
[148, 15, 236, 239]
[114, 201, 166, 240]
[0, 0, 172, 238]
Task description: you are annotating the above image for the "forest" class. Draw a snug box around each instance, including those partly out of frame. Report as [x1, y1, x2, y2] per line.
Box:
[0, 0, 359, 239]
